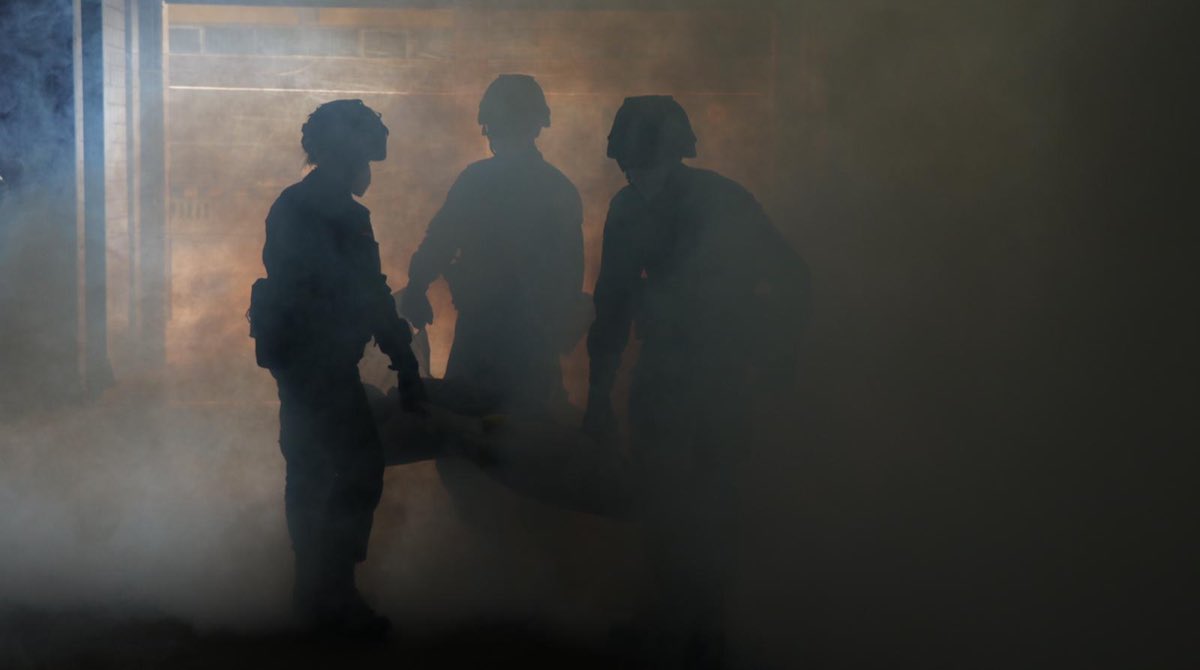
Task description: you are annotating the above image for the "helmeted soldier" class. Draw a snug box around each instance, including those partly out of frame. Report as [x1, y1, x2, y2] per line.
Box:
[254, 99, 424, 636]
[584, 95, 808, 667]
[401, 74, 585, 415]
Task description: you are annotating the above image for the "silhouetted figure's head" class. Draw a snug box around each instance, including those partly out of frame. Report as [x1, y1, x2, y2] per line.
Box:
[478, 74, 551, 155]
[607, 96, 697, 169]
[607, 95, 697, 197]
[301, 99, 389, 196]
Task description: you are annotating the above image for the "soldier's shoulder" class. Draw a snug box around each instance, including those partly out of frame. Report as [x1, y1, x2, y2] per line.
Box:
[540, 163, 580, 192]
[274, 179, 308, 204]
[686, 167, 757, 201]
[687, 167, 767, 219]
[267, 181, 305, 221]
[603, 185, 645, 225]
[537, 160, 583, 204]
[609, 184, 639, 208]
[459, 157, 499, 179]
[274, 175, 335, 210]
[443, 158, 497, 194]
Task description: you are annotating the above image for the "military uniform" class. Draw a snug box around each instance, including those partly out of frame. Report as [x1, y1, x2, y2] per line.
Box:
[588, 163, 807, 665]
[408, 146, 584, 413]
[262, 166, 419, 614]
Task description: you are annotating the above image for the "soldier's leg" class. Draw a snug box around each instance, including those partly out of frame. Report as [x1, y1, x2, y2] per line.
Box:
[276, 368, 384, 623]
[327, 451, 384, 562]
[309, 373, 389, 634]
[276, 371, 338, 619]
[283, 450, 335, 615]
[681, 400, 746, 668]
[628, 385, 739, 668]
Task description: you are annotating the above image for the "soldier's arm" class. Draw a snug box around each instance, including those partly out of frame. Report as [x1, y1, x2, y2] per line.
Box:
[586, 196, 641, 403]
[749, 200, 810, 325]
[263, 197, 310, 286]
[360, 213, 427, 404]
[406, 170, 473, 293]
[742, 196, 810, 386]
[262, 194, 326, 326]
[541, 183, 586, 325]
[255, 194, 324, 369]
[371, 285, 417, 371]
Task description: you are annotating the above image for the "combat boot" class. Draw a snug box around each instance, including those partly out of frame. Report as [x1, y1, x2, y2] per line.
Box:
[312, 560, 391, 639]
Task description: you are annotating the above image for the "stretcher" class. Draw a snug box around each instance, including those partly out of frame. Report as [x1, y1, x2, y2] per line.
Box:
[366, 380, 634, 519]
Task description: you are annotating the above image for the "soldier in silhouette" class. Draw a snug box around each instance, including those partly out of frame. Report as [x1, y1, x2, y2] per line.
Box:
[402, 74, 584, 416]
[256, 99, 424, 636]
[585, 95, 808, 667]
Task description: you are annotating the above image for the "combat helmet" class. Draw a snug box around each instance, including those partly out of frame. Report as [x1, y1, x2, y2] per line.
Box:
[301, 99, 389, 165]
[477, 74, 551, 138]
[606, 95, 697, 170]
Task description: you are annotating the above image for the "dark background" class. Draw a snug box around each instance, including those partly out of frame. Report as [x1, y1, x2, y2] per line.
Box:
[761, 2, 1196, 666]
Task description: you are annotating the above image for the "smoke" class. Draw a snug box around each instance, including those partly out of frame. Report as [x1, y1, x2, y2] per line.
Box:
[0, 0, 74, 177]
[2, 0, 1195, 668]
[0, 400, 289, 624]
[1, 0, 79, 412]
[2, 0, 727, 635]
[0, 396, 641, 632]
[2, 5, 757, 662]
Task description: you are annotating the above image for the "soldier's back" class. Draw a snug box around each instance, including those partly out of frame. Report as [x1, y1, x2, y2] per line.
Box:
[444, 151, 581, 309]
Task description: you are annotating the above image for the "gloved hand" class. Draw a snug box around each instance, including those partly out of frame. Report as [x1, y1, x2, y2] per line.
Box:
[582, 392, 618, 438]
[399, 287, 434, 330]
[398, 371, 430, 417]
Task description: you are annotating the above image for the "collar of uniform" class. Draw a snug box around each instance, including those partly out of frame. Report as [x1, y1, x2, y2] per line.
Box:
[303, 166, 352, 196]
[491, 144, 543, 162]
[301, 167, 360, 218]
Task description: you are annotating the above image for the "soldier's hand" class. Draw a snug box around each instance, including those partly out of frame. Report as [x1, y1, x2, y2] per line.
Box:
[399, 287, 434, 329]
[398, 372, 431, 417]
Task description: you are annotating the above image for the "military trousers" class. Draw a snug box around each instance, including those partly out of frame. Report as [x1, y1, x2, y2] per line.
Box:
[627, 351, 748, 666]
[274, 364, 384, 570]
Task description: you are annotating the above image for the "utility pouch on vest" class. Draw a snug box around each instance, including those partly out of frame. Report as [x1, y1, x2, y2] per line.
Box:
[248, 277, 292, 369]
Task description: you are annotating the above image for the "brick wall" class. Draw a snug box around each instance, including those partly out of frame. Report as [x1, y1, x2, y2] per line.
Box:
[162, 5, 776, 403]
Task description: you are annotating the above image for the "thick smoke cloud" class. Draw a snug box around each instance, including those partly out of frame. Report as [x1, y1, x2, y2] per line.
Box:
[2, 1, 1196, 668]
